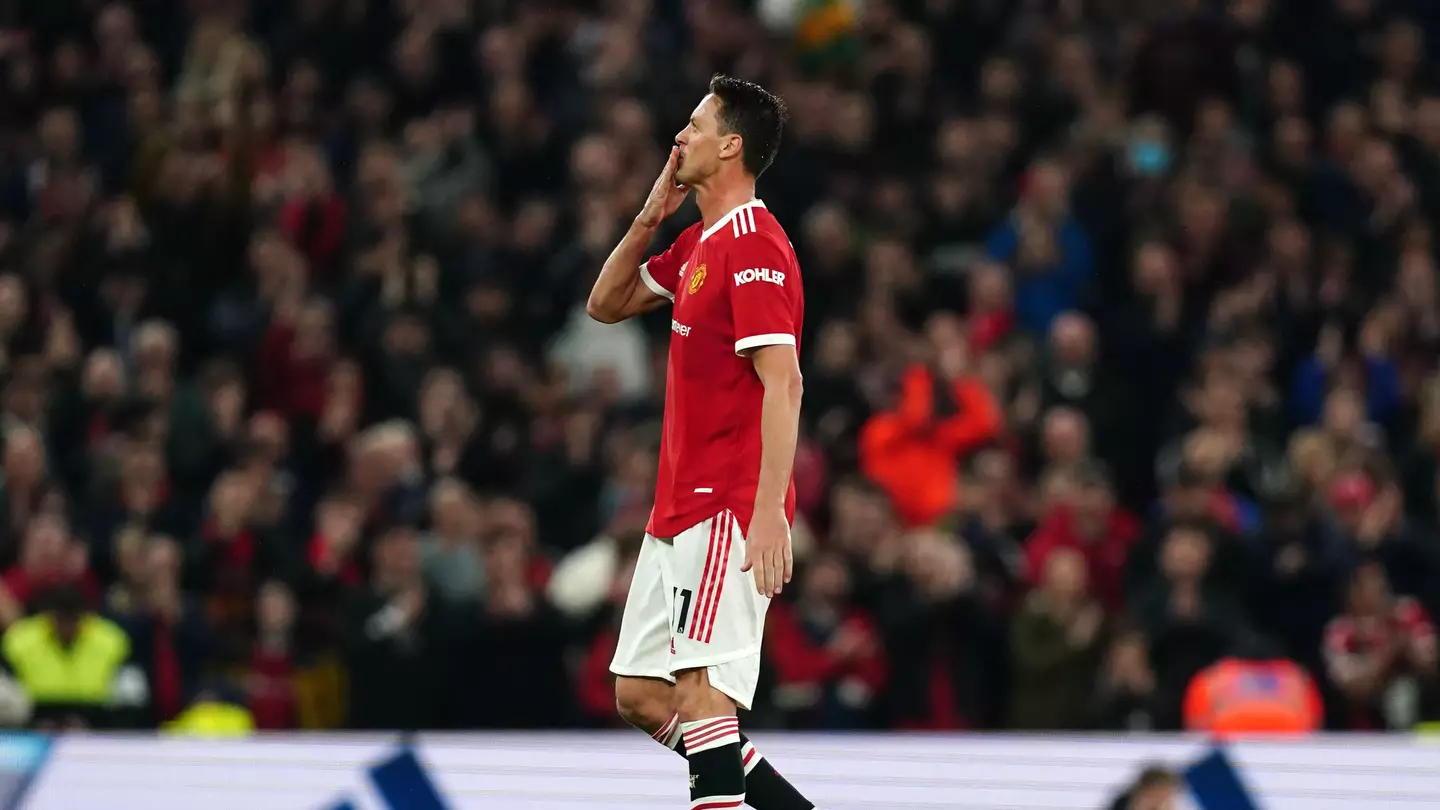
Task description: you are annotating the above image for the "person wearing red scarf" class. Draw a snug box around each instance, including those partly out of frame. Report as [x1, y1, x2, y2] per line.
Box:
[1024, 463, 1141, 615]
[189, 471, 295, 662]
[248, 581, 299, 730]
[1, 513, 101, 610]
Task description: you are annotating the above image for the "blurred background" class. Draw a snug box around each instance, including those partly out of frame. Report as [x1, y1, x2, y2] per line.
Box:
[0, 0, 1436, 738]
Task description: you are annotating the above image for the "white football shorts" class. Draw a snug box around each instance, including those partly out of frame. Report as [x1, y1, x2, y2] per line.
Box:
[609, 510, 771, 709]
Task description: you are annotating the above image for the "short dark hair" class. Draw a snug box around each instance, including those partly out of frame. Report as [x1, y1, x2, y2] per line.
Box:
[1132, 765, 1178, 791]
[708, 74, 788, 178]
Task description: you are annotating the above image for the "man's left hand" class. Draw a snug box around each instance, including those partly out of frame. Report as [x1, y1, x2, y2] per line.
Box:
[742, 507, 792, 597]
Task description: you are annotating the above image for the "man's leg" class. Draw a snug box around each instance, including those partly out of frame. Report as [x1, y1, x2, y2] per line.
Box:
[673, 667, 745, 809]
[616, 675, 814, 809]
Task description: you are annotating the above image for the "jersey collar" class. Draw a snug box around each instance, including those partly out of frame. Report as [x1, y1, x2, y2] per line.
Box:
[699, 199, 766, 242]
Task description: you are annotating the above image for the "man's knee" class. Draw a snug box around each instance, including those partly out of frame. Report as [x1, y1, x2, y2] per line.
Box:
[674, 667, 736, 721]
[614, 676, 674, 731]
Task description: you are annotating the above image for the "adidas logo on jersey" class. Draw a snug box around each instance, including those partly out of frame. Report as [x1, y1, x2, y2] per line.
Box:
[734, 267, 785, 287]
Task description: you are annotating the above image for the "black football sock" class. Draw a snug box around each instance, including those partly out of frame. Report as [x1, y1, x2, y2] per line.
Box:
[736, 737, 815, 810]
[654, 712, 815, 810]
[681, 716, 745, 810]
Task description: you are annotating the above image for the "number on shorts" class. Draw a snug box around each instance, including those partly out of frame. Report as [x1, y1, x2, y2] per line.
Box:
[673, 587, 694, 634]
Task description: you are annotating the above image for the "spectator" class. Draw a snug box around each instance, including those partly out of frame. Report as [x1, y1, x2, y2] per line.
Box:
[1009, 548, 1104, 730]
[955, 448, 1026, 612]
[341, 526, 441, 730]
[877, 530, 1006, 729]
[87, 441, 191, 584]
[1324, 561, 1438, 730]
[1024, 461, 1140, 615]
[859, 315, 1003, 527]
[418, 478, 484, 605]
[254, 298, 335, 421]
[1249, 478, 1344, 673]
[248, 581, 299, 730]
[2, 513, 101, 612]
[1131, 523, 1245, 729]
[984, 161, 1095, 335]
[2, 586, 147, 729]
[444, 533, 574, 729]
[117, 535, 213, 726]
[0, 424, 54, 561]
[1037, 407, 1093, 474]
[1291, 323, 1401, 426]
[1091, 628, 1162, 731]
[1324, 470, 1440, 620]
[1037, 314, 1130, 469]
[187, 470, 294, 662]
[766, 552, 887, 729]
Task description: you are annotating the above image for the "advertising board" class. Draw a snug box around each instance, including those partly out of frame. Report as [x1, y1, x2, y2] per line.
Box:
[11, 732, 1438, 809]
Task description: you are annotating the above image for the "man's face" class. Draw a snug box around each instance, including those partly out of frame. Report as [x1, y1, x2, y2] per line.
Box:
[52, 614, 80, 646]
[1074, 482, 1113, 525]
[1351, 565, 1389, 615]
[674, 94, 736, 186]
[1169, 483, 1211, 521]
[1161, 529, 1210, 581]
[1050, 315, 1094, 366]
[40, 110, 78, 162]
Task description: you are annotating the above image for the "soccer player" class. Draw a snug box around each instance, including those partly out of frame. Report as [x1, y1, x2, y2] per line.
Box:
[586, 75, 814, 810]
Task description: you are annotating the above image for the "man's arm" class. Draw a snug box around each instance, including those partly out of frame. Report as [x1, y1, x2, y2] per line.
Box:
[585, 219, 670, 323]
[586, 147, 690, 323]
[731, 226, 803, 595]
[750, 343, 803, 513]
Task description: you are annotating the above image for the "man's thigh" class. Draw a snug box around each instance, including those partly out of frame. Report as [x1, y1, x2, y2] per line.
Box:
[668, 510, 770, 709]
[609, 533, 676, 682]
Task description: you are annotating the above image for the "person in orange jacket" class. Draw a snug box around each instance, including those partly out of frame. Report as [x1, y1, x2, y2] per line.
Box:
[1183, 637, 1323, 737]
[859, 317, 1003, 527]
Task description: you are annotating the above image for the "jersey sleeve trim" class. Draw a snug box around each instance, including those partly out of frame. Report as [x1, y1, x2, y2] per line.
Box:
[734, 333, 796, 355]
[639, 262, 675, 302]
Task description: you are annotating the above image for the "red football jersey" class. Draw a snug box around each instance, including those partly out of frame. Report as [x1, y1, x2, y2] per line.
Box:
[639, 200, 803, 538]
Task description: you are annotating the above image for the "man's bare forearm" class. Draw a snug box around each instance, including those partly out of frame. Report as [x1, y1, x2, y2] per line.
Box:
[586, 218, 659, 323]
[753, 370, 803, 511]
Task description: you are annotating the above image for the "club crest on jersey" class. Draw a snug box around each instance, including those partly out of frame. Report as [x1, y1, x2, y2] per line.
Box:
[688, 264, 707, 294]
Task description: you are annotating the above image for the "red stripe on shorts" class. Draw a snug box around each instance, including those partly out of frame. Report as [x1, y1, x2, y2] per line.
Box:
[693, 512, 727, 644]
[688, 517, 721, 640]
[702, 512, 735, 643]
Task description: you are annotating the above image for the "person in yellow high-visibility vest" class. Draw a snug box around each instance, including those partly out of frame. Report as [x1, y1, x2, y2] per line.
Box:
[1, 586, 148, 729]
[163, 688, 256, 737]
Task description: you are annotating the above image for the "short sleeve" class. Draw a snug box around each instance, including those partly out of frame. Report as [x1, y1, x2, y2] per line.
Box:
[729, 232, 802, 355]
[639, 223, 702, 303]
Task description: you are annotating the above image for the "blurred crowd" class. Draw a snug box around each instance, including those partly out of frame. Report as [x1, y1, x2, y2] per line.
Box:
[0, 0, 1438, 734]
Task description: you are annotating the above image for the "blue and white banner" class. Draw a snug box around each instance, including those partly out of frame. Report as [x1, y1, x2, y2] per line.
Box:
[0, 734, 49, 810]
[14, 732, 1440, 809]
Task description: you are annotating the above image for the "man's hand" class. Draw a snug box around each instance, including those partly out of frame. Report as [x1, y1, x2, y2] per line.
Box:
[742, 507, 792, 597]
[636, 147, 690, 229]
[828, 623, 874, 662]
[1067, 603, 1102, 648]
[586, 147, 688, 322]
[1356, 489, 1399, 547]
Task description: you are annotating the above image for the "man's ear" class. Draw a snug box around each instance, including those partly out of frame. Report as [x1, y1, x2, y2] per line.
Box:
[720, 133, 743, 160]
